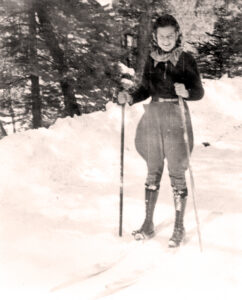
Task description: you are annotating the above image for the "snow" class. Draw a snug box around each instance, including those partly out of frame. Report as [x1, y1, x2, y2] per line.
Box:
[0, 76, 242, 299]
[97, 0, 112, 8]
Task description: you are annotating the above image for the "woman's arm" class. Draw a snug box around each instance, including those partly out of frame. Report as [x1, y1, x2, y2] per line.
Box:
[184, 53, 204, 101]
[130, 59, 151, 105]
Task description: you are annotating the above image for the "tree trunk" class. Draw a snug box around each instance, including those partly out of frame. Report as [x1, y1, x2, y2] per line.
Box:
[30, 75, 41, 128]
[135, 1, 153, 85]
[36, 2, 81, 117]
[9, 99, 16, 133]
[0, 121, 7, 137]
[225, 0, 229, 11]
[29, 5, 42, 129]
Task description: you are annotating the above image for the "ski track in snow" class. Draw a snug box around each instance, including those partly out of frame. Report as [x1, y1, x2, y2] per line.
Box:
[0, 76, 242, 300]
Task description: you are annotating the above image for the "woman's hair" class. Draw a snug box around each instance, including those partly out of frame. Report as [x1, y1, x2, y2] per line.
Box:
[153, 14, 182, 48]
[154, 14, 180, 32]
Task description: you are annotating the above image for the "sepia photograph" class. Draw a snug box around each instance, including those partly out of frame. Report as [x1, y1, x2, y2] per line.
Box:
[0, 0, 241, 299]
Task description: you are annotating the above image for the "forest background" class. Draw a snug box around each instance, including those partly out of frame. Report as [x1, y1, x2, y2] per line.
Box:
[0, 0, 241, 135]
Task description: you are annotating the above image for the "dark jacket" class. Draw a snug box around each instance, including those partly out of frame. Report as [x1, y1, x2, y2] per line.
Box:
[131, 51, 204, 104]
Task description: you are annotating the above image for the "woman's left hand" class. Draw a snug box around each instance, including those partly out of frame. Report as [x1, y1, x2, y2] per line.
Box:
[174, 83, 189, 98]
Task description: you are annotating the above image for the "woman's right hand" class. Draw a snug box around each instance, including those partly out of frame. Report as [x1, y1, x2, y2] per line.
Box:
[118, 91, 133, 105]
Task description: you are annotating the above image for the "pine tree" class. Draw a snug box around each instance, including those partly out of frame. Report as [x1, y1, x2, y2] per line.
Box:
[0, 0, 123, 132]
[34, 0, 122, 114]
[0, 0, 66, 130]
[195, 4, 242, 78]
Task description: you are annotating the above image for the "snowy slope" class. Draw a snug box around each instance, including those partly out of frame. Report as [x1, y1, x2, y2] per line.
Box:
[0, 77, 242, 300]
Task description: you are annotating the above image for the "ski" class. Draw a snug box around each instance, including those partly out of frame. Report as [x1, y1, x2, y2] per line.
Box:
[51, 257, 129, 292]
[50, 241, 139, 292]
[93, 271, 144, 299]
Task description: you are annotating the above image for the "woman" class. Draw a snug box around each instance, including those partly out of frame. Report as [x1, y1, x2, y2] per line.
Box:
[118, 14, 204, 247]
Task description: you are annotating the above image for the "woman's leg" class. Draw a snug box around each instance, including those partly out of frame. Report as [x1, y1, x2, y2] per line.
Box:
[135, 103, 165, 188]
[164, 103, 193, 246]
[133, 103, 164, 239]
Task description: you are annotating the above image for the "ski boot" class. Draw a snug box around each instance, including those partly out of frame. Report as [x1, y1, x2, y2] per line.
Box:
[132, 185, 159, 240]
[168, 187, 187, 248]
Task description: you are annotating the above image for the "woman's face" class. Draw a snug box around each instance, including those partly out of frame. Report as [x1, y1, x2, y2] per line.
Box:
[156, 26, 178, 52]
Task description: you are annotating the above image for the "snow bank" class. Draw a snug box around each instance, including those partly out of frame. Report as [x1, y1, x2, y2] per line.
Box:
[0, 76, 241, 210]
[0, 76, 241, 300]
[0, 75, 241, 219]
[189, 76, 242, 147]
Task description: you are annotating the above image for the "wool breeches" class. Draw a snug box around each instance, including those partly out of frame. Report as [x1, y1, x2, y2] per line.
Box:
[135, 101, 193, 190]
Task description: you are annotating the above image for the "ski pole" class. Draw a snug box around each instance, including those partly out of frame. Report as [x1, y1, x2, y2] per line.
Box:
[178, 96, 203, 252]
[119, 103, 125, 237]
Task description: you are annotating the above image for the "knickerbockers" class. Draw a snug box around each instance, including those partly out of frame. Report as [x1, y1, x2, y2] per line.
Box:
[135, 100, 193, 191]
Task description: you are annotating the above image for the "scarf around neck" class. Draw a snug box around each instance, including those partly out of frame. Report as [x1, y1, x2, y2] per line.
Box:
[150, 47, 183, 67]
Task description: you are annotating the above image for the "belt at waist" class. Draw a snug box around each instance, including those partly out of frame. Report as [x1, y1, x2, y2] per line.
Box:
[152, 97, 178, 103]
